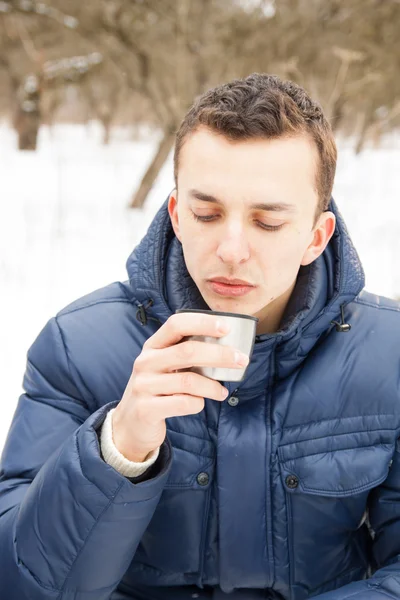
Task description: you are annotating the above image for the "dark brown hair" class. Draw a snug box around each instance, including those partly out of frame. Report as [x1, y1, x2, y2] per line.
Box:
[174, 73, 337, 222]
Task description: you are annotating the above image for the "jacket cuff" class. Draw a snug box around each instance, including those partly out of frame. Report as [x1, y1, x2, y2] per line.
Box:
[100, 408, 160, 477]
[82, 402, 172, 502]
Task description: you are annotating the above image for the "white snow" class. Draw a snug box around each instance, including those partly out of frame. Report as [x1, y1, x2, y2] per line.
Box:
[1, 122, 399, 453]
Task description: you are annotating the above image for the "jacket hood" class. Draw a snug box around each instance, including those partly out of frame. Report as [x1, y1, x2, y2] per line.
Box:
[126, 196, 365, 351]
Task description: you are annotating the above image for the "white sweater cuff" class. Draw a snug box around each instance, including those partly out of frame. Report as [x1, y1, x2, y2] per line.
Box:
[100, 408, 160, 477]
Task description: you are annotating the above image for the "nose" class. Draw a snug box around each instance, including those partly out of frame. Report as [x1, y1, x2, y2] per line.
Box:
[216, 226, 250, 265]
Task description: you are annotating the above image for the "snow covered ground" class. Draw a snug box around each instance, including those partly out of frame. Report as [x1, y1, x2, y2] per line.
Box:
[1, 122, 400, 453]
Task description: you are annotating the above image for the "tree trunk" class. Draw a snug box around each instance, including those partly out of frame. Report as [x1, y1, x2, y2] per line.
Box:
[330, 97, 344, 132]
[102, 116, 111, 145]
[355, 107, 374, 155]
[130, 128, 176, 209]
[13, 74, 42, 151]
[15, 108, 41, 151]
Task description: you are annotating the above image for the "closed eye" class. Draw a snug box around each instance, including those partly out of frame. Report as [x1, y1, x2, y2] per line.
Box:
[190, 212, 284, 232]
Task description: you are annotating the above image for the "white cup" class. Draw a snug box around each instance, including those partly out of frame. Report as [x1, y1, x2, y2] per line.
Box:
[176, 309, 258, 382]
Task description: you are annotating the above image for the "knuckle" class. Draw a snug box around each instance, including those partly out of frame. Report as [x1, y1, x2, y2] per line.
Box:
[224, 346, 236, 362]
[180, 371, 193, 391]
[133, 352, 145, 373]
[181, 396, 192, 414]
[142, 338, 151, 351]
[214, 383, 225, 398]
[169, 313, 181, 334]
[131, 371, 145, 394]
[192, 396, 205, 414]
[178, 395, 199, 415]
[178, 340, 194, 359]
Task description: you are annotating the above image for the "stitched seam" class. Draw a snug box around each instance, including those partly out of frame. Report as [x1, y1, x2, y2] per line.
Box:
[113, 494, 166, 505]
[57, 448, 125, 597]
[25, 359, 86, 409]
[54, 317, 75, 384]
[354, 298, 400, 312]
[57, 489, 122, 597]
[302, 472, 388, 495]
[282, 414, 399, 432]
[266, 344, 277, 581]
[18, 558, 121, 594]
[25, 392, 87, 417]
[55, 317, 94, 408]
[309, 565, 367, 595]
[286, 492, 294, 590]
[60, 581, 119, 594]
[75, 431, 159, 504]
[168, 428, 215, 446]
[73, 433, 117, 500]
[166, 458, 214, 489]
[57, 298, 131, 317]
[117, 281, 132, 301]
[18, 557, 62, 592]
[280, 442, 392, 462]
[171, 444, 215, 459]
[279, 427, 399, 448]
[366, 592, 399, 600]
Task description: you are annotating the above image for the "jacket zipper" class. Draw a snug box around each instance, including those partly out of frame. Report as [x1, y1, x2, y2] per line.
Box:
[265, 349, 276, 587]
[265, 390, 274, 587]
[286, 492, 295, 596]
[197, 466, 213, 587]
[229, 368, 275, 585]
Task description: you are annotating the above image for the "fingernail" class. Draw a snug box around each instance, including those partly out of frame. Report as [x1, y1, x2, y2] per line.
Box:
[221, 387, 229, 399]
[235, 352, 249, 366]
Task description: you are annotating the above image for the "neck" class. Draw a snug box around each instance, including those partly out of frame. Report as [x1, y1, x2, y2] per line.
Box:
[255, 280, 297, 335]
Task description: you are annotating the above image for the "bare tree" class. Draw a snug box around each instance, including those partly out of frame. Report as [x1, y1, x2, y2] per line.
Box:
[1, 0, 400, 203]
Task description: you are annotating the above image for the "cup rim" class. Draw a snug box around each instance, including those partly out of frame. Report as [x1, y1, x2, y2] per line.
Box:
[175, 309, 259, 322]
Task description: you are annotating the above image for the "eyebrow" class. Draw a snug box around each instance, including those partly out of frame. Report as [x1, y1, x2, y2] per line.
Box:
[188, 189, 296, 213]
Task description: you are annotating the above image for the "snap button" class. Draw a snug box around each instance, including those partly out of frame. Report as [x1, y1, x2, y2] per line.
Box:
[197, 472, 209, 486]
[228, 395, 239, 407]
[285, 475, 299, 489]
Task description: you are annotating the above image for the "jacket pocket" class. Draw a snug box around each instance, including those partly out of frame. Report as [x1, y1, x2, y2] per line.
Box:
[279, 441, 393, 497]
[278, 436, 394, 595]
[132, 428, 214, 575]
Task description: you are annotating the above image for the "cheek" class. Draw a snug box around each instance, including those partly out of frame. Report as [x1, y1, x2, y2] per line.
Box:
[277, 228, 309, 260]
[184, 236, 208, 256]
[181, 235, 209, 274]
[259, 232, 308, 280]
[263, 232, 299, 260]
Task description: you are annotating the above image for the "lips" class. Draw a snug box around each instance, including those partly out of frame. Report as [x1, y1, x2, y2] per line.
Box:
[207, 278, 256, 297]
[209, 277, 254, 286]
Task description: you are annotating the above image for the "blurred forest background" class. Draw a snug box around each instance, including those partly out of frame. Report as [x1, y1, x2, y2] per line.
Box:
[1, 0, 400, 207]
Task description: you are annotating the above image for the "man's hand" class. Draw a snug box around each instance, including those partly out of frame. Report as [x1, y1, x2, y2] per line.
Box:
[112, 312, 249, 462]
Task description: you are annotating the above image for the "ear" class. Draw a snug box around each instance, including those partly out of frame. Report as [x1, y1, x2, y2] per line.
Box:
[301, 211, 336, 266]
[167, 189, 182, 242]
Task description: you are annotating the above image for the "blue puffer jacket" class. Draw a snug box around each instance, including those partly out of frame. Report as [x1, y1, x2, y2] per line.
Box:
[1, 197, 400, 600]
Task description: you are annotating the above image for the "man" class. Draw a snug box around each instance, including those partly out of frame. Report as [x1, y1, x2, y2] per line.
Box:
[1, 73, 400, 600]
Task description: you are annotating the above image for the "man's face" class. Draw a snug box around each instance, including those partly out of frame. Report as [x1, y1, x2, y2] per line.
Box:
[169, 127, 335, 331]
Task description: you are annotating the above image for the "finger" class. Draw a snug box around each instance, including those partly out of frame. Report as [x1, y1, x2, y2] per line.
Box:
[144, 312, 230, 350]
[136, 371, 229, 401]
[148, 394, 206, 420]
[150, 340, 248, 373]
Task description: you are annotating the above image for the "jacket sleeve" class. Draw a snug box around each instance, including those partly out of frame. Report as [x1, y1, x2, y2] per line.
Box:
[0, 317, 172, 600]
[314, 439, 400, 599]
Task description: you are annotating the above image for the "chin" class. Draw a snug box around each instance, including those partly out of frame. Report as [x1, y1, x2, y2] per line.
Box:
[206, 296, 251, 314]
